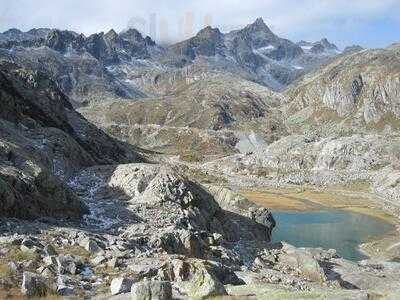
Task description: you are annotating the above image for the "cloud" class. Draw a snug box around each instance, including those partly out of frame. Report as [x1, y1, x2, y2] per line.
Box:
[0, 0, 399, 47]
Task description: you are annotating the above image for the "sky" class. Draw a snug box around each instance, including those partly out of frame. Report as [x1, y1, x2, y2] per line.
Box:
[0, 0, 399, 49]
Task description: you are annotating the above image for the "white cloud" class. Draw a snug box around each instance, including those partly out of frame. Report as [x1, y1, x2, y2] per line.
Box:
[0, 0, 399, 47]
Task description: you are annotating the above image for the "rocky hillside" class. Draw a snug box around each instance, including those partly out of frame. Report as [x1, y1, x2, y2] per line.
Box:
[0, 60, 142, 219]
[81, 74, 283, 130]
[189, 44, 400, 215]
[285, 45, 400, 133]
[79, 74, 286, 158]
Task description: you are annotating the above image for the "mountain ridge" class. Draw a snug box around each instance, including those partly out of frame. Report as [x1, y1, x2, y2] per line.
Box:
[0, 18, 343, 96]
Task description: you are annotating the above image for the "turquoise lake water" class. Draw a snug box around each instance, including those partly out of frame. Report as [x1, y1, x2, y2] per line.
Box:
[271, 209, 394, 261]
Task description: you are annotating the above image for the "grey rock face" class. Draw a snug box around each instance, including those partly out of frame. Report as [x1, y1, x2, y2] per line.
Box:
[249, 207, 276, 232]
[0, 60, 142, 220]
[286, 46, 400, 125]
[45, 29, 82, 52]
[0, 27, 156, 64]
[0, 18, 341, 104]
[0, 28, 50, 44]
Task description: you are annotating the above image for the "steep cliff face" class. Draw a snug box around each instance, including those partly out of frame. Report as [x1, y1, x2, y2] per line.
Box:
[285, 46, 400, 130]
[0, 61, 142, 219]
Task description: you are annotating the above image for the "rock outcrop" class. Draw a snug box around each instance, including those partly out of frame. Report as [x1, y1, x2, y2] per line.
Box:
[69, 163, 275, 245]
[0, 60, 142, 219]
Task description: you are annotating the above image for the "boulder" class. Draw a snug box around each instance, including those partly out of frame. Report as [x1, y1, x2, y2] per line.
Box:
[110, 277, 134, 295]
[155, 229, 205, 257]
[279, 246, 326, 283]
[79, 237, 103, 253]
[184, 264, 227, 299]
[91, 255, 107, 266]
[131, 280, 172, 300]
[56, 255, 84, 275]
[128, 258, 164, 278]
[57, 275, 76, 296]
[159, 259, 227, 299]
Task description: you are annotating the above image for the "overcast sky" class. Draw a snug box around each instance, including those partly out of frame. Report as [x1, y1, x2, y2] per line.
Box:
[1, 0, 399, 48]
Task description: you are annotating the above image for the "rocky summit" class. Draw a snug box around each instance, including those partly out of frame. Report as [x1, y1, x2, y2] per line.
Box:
[0, 15, 400, 300]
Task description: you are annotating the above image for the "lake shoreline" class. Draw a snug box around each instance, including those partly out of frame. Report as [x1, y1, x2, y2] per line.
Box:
[240, 186, 400, 260]
[240, 186, 399, 224]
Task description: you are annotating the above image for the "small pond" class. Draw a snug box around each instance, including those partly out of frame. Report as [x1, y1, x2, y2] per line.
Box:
[271, 209, 394, 261]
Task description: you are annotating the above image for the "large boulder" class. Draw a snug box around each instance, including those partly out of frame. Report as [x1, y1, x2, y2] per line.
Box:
[159, 259, 227, 299]
[183, 265, 227, 299]
[278, 245, 326, 283]
[131, 280, 172, 300]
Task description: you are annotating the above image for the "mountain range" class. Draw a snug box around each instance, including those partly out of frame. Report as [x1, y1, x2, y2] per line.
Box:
[0, 18, 345, 105]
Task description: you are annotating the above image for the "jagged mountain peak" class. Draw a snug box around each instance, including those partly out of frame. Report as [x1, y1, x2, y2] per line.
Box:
[251, 17, 268, 28]
[45, 29, 83, 52]
[0, 27, 52, 43]
[193, 26, 224, 44]
[144, 36, 156, 46]
[105, 29, 118, 39]
[245, 17, 274, 35]
[196, 26, 222, 38]
[120, 28, 145, 42]
[297, 37, 339, 55]
[117, 28, 156, 46]
[319, 37, 338, 50]
[170, 25, 225, 59]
